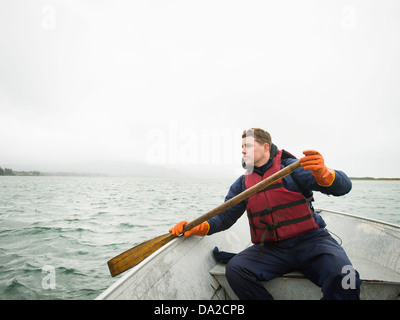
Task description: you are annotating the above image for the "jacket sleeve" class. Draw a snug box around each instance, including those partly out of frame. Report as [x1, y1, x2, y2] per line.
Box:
[207, 175, 247, 235]
[283, 158, 352, 196]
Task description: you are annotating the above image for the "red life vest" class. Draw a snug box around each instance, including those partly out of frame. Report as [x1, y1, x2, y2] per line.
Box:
[245, 150, 319, 244]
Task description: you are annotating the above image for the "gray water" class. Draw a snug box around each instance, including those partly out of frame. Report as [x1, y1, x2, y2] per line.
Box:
[1, 176, 399, 300]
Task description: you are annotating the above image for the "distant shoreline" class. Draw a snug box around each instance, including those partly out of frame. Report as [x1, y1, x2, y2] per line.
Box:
[349, 177, 400, 181]
[0, 168, 106, 177]
[1, 173, 400, 181]
[1, 167, 400, 180]
[0, 172, 107, 177]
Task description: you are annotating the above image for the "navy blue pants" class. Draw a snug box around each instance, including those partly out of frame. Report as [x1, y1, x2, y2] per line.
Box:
[225, 229, 361, 300]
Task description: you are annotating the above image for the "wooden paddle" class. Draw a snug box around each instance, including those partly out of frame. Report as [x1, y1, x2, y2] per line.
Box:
[107, 160, 301, 277]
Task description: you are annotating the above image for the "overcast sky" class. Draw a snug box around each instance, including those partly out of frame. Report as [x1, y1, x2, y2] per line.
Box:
[1, 0, 399, 178]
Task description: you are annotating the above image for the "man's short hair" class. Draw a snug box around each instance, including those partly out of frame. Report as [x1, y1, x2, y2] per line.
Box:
[242, 128, 272, 147]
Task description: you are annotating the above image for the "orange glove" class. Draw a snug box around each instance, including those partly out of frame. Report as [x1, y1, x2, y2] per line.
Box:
[300, 150, 336, 187]
[169, 221, 210, 237]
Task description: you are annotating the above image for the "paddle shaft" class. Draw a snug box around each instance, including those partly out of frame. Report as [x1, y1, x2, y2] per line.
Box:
[107, 160, 301, 277]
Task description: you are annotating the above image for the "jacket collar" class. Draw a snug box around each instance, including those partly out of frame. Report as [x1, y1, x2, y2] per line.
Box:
[253, 144, 279, 176]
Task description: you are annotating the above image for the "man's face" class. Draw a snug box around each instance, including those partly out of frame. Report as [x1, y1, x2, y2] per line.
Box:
[242, 136, 270, 167]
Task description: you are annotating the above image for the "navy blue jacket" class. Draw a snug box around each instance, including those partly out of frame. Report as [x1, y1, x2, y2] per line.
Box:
[207, 155, 352, 243]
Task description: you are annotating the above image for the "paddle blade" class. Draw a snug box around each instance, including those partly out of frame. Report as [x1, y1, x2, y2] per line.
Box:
[107, 233, 176, 277]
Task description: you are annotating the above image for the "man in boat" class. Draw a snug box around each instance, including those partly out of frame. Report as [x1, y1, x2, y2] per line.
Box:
[169, 128, 361, 300]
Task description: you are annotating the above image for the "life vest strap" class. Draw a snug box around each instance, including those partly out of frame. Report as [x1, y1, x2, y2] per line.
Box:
[251, 212, 314, 232]
[248, 198, 307, 219]
[256, 182, 283, 194]
[256, 212, 315, 258]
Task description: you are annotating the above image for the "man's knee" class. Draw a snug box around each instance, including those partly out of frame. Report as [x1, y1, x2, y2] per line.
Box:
[225, 257, 273, 300]
[225, 258, 241, 282]
[323, 265, 361, 300]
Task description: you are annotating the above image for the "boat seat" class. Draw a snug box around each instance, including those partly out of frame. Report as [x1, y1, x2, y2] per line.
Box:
[209, 260, 400, 300]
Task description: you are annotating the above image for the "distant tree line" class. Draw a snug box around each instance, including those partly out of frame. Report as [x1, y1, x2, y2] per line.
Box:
[0, 167, 14, 175]
[0, 167, 40, 176]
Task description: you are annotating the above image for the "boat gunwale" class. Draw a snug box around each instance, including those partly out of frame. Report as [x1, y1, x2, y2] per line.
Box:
[316, 208, 400, 229]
